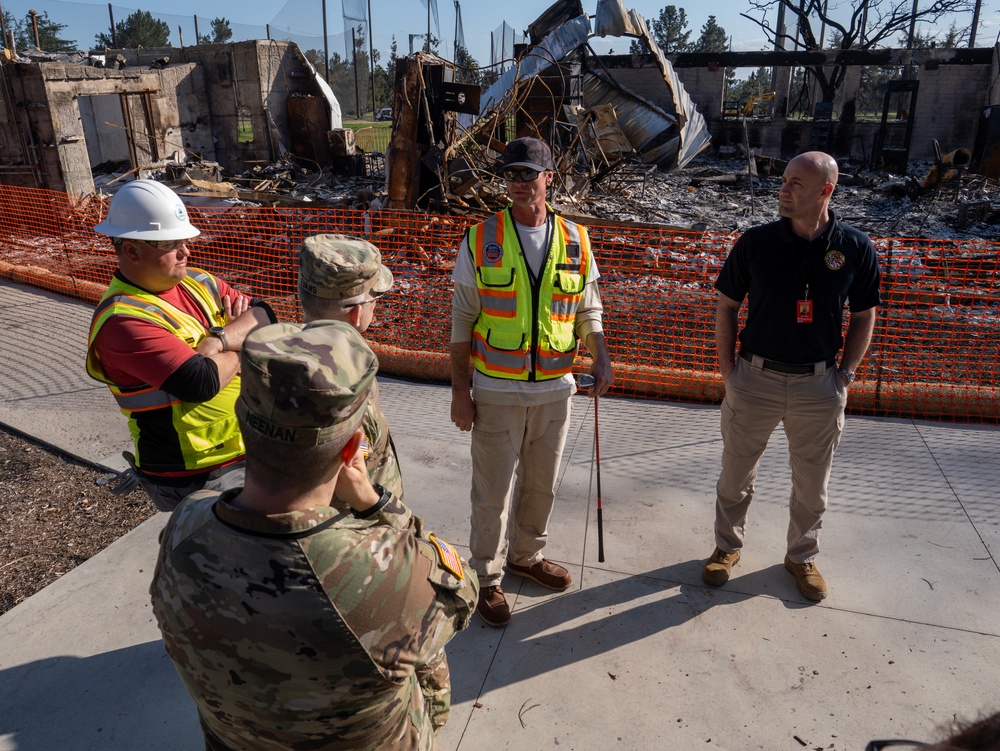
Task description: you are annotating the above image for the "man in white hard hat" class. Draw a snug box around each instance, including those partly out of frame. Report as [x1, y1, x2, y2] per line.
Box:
[86, 179, 276, 511]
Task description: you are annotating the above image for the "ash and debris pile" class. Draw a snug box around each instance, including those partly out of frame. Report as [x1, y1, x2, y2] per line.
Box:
[557, 148, 1000, 241]
[95, 146, 1000, 242]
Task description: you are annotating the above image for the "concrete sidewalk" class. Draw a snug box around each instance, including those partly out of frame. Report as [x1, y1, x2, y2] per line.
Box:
[1, 278, 998, 751]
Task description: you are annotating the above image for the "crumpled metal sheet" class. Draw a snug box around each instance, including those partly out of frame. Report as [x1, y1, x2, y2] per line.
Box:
[478, 1, 709, 170]
[593, 0, 710, 168]
[592, 0, 645, 37]
[582, 71, 680, 168]
[479, 14, 592, 114]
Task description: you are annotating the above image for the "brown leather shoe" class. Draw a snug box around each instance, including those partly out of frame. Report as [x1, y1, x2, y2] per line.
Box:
[702, 547, 741, 587]
[476, 585, 511, 627]
[506, 558, 571, 591]
[784, 556, 828, 601]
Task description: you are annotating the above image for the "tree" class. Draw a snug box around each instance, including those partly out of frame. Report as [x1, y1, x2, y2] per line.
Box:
[96, 10, 171, 49]
[907, 22, 964, 48]
[649, 5, 692, 52]
[741, 0, 974, 101]
[454, 43, 481, 86]
[692, 15, 728, 53]
[2, 10, 77, 52]
[728, 66, 774, 106]
[198, 17, 232, 45]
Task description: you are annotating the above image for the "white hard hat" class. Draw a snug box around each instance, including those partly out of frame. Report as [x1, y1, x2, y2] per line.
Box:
[94, 179, 201, 241]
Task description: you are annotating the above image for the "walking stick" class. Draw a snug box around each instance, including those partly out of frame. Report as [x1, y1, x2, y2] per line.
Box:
[578, 374, 605, 562]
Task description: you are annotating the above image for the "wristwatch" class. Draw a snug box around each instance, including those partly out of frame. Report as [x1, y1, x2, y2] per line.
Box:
[208, 326, 229, 352]
[837, 366, 856, 384]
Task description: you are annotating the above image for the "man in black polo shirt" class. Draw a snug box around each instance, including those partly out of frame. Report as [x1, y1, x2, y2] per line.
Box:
[703, 151, 881, 601]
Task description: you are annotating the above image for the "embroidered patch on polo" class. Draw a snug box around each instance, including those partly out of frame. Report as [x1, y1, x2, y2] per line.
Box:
[483, 242, 503, 263]
[429, 534, 464, 579]
[825, 250, 846, 270]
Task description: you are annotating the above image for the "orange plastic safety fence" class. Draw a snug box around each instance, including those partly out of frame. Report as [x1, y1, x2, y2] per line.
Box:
[0, 184, 997, 423]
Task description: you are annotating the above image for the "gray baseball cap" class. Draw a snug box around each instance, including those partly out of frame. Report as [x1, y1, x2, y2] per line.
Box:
[298, 234, 393, 304]
[502, 137, 555, 172]
[236, 320, 377, 446]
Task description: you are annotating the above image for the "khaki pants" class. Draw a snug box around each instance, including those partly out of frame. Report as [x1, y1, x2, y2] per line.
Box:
[715, 356, 848, 563]
[469, 399, 571, 586]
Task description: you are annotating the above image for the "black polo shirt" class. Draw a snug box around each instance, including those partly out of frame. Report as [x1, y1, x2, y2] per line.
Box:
[715, 211, 881, 364]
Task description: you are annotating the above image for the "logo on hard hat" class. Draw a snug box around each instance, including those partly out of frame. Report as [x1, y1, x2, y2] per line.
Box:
[175, 204, 189, 223]
[483, 242, 503, 263]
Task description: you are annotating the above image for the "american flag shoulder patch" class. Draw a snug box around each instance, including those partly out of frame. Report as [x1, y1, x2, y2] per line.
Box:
[428, 534, 464, 579]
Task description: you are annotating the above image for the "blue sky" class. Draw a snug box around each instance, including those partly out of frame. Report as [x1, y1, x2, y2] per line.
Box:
[3, 0, 997, 67]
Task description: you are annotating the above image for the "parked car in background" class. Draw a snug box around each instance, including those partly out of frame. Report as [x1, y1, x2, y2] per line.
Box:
[376, 107, 392, 121]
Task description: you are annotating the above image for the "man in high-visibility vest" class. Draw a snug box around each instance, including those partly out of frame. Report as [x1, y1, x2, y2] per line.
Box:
[450, 137, 614, 627]
[87, 179, 275, 511]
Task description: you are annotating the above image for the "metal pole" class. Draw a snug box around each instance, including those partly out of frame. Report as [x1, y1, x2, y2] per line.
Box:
[178, 24, 184, 48]
[774, 1, 786, 50]
[907, 0, 918, 49]
[353, 26, 362, 118]
[368, 0, 376, 116]
[970, 0, 982, 47]
[426, 0, 430, 52]
[194, 15, 200, 44]
[108, 3, 117, 48]
[818, 0, 828, 49]
[322, 0, 330, 81]
[28, 9, 39, 49]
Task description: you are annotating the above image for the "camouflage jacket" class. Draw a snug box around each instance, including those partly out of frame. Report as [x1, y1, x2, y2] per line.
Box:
[150, 488, 478, 751]
[356, 379, 404, 500]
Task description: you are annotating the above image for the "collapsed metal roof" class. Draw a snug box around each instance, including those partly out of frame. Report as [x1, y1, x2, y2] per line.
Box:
[477, 0, 711, 171]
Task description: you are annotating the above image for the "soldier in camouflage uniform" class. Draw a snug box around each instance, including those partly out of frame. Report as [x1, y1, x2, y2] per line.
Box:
[149, 320, 478, 751]
[298, 234, 403, 500]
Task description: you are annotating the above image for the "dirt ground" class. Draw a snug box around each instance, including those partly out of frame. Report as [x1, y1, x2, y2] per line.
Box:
[0, 427, 155, 615]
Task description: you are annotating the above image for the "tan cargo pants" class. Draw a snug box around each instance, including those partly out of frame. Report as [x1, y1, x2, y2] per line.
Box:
[715, 355, 848, 563]
[469, 399, 571, 586]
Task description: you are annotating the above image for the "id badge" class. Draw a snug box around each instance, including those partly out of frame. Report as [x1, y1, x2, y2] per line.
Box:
[796, 299, 813, 324]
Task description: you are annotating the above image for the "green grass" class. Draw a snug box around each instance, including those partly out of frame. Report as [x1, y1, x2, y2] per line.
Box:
[342, 119, 391, 132]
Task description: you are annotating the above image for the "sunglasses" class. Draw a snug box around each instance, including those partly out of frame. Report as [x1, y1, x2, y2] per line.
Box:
[141, 238, 189, 252]
[502, 167, 543, 182]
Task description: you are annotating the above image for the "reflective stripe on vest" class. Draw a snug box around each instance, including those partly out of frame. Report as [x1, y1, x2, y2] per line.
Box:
[85, 269, 244, 472]
[468, 208, 589, 381]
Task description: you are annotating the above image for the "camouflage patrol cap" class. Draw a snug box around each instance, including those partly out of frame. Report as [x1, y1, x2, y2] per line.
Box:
[298, 234, 394, 304]
[236, 320, 377, 446]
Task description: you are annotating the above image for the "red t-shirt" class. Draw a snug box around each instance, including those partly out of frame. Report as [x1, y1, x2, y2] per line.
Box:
[95, 277, 248, 389]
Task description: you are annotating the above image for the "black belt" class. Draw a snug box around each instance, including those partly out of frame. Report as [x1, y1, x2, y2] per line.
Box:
[739, 350, 836, 374]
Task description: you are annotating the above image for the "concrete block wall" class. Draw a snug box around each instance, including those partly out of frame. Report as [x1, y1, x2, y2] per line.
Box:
[37, 62, 205, 195]
[910, 62, 990, 159]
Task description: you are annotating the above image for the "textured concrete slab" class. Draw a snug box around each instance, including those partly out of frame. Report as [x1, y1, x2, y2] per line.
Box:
[1, 279, 999, 751]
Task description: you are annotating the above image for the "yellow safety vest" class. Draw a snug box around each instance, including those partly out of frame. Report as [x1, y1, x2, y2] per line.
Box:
[86, 269, 245, 473]
[468, 207, 590, 381]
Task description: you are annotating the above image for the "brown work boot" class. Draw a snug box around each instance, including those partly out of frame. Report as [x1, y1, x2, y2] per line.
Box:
[506, 558, 571, 591]
[701, 547, 741, 587]
[476, 585, 511, 627]
[784, 555, 828, 602]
